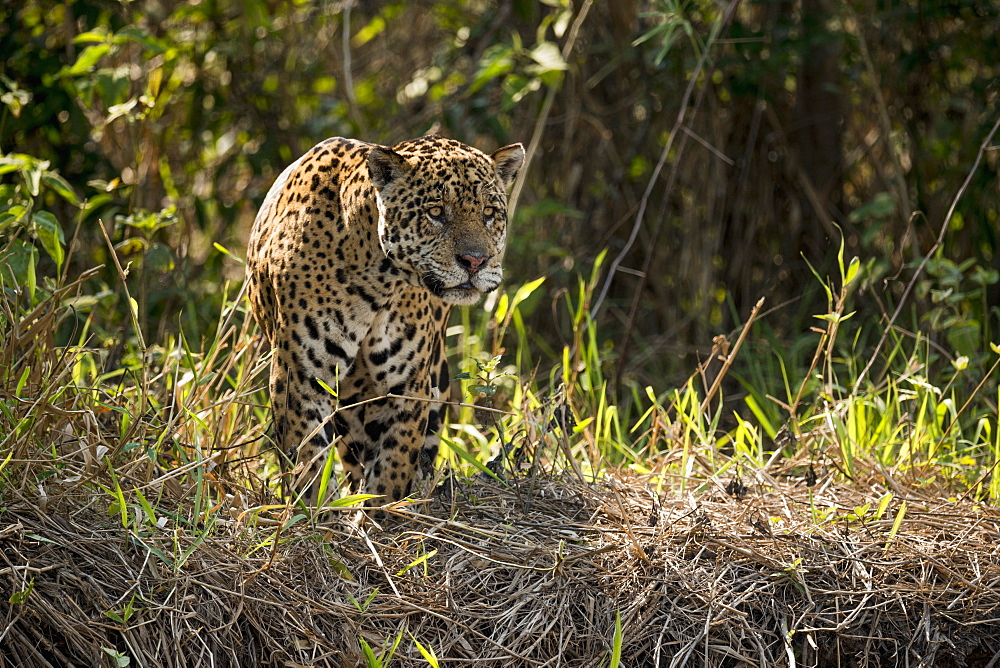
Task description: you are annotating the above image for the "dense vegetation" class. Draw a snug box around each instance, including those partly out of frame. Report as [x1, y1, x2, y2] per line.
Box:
[1, 1, 1000, 665]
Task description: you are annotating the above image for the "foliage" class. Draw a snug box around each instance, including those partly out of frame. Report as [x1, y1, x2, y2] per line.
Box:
[3, 1, 998, 391]
[1, 3, 999, 661]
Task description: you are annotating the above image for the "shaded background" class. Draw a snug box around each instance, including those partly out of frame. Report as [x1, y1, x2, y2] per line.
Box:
[2, 0, 998, 396]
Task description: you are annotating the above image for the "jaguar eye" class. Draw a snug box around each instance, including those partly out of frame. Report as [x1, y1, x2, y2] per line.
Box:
[428, 205, 443, 219]
[483, 206, 495, 218]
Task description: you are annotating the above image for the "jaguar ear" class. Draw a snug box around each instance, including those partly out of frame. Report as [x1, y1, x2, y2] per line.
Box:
[490, 143, 525, 191]
[368, 146, 410, 189]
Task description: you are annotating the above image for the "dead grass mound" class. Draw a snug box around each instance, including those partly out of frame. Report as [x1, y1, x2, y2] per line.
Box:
[3, 468, 1000, 667]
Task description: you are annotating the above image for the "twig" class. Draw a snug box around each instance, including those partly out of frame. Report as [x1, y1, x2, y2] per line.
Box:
[99, 219, 145, 352]
[509, 0, 593, 212]
[699, 296, 764, 415]
[340, 0, 368, 136]
[851, 115, 1000, 396]
[843, 2, 911, 220]
[589, 0, 743, 321]
[954, 354, 1000, 502]
[680, 125, 734, 166]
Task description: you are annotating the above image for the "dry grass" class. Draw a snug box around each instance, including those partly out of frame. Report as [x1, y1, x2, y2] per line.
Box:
[3, 459, 1000, 667]
[3, 238, 999, 667]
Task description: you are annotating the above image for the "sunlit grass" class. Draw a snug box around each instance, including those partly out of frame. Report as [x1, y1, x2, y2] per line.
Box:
[2, 229, 999, 551]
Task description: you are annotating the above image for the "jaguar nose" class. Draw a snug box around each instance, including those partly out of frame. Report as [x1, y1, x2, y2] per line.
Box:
[456, 253, 490, 274]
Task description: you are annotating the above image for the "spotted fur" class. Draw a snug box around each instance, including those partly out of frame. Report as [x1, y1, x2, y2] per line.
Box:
[246, 135, 524, 505]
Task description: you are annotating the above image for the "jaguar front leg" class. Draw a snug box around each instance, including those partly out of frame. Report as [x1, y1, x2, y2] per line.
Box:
[272, 325, 357, 507]
[361, 391, 434, 503]
[355, 295, 445, 505]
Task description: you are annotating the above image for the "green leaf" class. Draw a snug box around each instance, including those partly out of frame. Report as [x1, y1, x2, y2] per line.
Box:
[358, 637, 380, 668]
[0, 75, 31, 118]
[848, 192, 896, 223]
[469, 45, 514, 94]
[32, 210, 65, 271]
[213, 242, 245, 265]
[844, 256, 860, 286]
[133, 487, 158, 527]
[970, 266, 999, 287]
[610, 609, 623, 668]
[41, 171, 82, 207]
[884, 500, 907, 553]
[440, 435, 504, 483]
[382, 630, 403, 666]
[493, 292, 510, 323]
[144, 242, 175, 272]
[26, 243, 36, 301]
[873, 493, 893, 521]
[412, 635, 440, 668]
[837, 226, 846, 282]
[326, 494, 380, 508]
[315, 377, 338, 398]
[397, 549, 438, 576]
[114, 238, 147, 256]
[130, 534, 174, 567]
[743, 394, 777, 440]
[529, 41, 568, 73]
[95, 68, 132, 108]
[101, 648, 131, 667]
[113, 26, 166, 53]
[16, 366, 30, 396]
[9, 579, 34, 604]
[0, 204, 28, 228]
[24, 160, 43, 196]
[813, 311, 855, 323]
[84, 194, 112, 213]
[801, 253, 832, 304]
[0, 239, 39, 289]
[511, 276, 546, 313]
[63, 44, 111, 76]
[73, 28, 111, 44]
[0, 160, 26, 177]
[572, 416, 595, 434]
[352, 14, 387, 47]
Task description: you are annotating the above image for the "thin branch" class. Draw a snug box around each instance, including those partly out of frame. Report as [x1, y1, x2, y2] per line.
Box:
[509, 0, 594, 213]
[340, 0, 368, 136]
[590, 0, 743, 320]
[699, 296, 764, 415]
[851, 115, 1000, 396]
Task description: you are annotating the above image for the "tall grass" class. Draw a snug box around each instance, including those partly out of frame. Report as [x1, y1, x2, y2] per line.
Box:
[3, 215, 1000, 668]
[2, 216, 999, 553]
[438, 243, 1000, 513]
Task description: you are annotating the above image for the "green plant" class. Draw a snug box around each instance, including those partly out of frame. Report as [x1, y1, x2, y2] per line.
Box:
[918, 255, 998, 362]
[0, 151, 83, 297]
[454, 354, 516, 403]
[634, 0, 718, 64]
[609, 609, 623, 668]
[101, 647, 131, 667]
[8, 578, 34, 604]
[410, 633, 441, 668]
[358, 629, 402, 668]
[104, 593, 140, 626]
